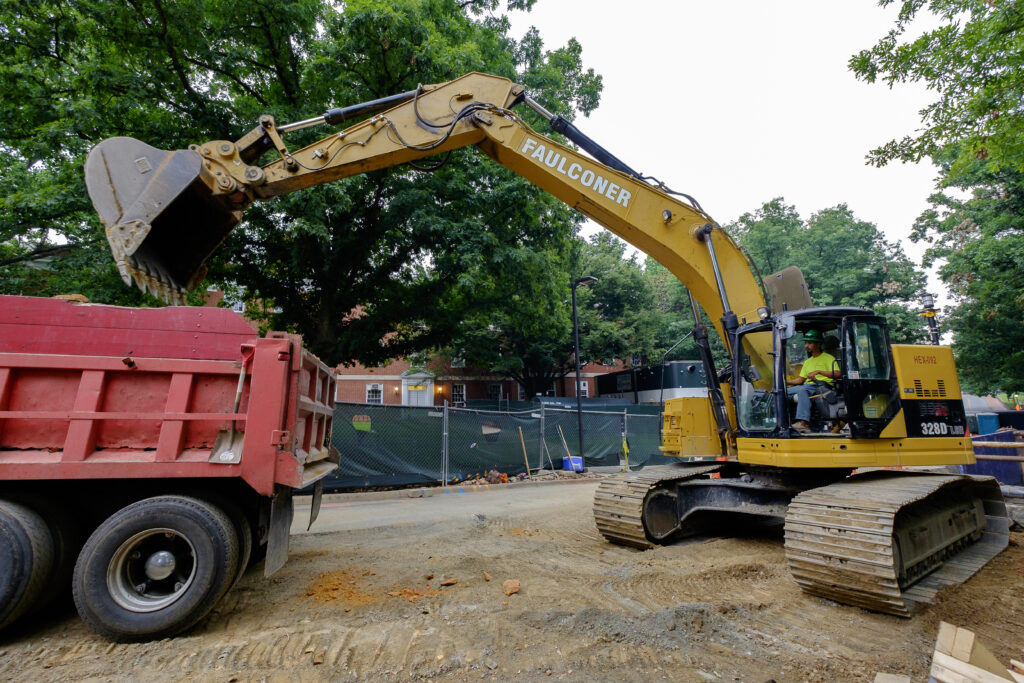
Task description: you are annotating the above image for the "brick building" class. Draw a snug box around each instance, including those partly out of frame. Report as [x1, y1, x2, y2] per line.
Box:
[198, 291, 621, 407]
[333, 356, 621, 407]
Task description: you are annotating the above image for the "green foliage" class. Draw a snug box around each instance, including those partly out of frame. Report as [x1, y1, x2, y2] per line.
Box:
[575, 233, 658, 366]
[911, 158, 1024, 393]
[448, 231, 663, 398]
[0, 0, 603, 369]
[850, 0, 1024, 178]
[729, 198, 929, 343]
[641, 257, 730, 367]
[855, 1, 1024, 392]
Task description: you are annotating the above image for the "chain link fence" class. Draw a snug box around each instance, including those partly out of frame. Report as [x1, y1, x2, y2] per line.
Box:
[325, 401, 680, 490]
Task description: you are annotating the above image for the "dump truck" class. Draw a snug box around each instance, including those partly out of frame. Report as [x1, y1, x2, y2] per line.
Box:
[0, 295, 338, 641]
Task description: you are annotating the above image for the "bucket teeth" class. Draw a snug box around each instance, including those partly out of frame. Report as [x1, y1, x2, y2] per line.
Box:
[115, 259, 132, 286]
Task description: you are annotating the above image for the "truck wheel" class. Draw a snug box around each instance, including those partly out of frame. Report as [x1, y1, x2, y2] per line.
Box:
[197, 494, 252, 591]
[26, 498, 85, 613]
[0, 501, 55, 631]
[72, 496, 239, 642]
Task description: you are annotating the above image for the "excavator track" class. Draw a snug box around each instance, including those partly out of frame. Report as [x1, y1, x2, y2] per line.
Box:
[593, 464, 725, 549]
[784, 472, 1009, 616]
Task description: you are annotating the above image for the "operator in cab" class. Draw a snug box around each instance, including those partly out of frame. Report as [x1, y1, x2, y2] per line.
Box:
[786, 329, 838, 432]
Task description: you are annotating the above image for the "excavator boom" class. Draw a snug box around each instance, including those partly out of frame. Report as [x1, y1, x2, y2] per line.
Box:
[84, 73, 765, 341]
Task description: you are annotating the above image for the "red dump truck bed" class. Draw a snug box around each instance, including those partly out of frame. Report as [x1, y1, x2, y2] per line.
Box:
[0, 295, 338, 641]
[0, 295, 337, 493]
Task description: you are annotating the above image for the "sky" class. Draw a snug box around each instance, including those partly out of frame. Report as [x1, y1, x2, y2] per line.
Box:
[506, 0, 944, 302]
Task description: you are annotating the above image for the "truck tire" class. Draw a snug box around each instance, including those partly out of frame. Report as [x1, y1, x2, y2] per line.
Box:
[174, 489, 252, 590]
[26, 498, 85, 613]
[0, 501, 55, 631]
[197, 494, 252, 591]
[72, 496, 239, 642]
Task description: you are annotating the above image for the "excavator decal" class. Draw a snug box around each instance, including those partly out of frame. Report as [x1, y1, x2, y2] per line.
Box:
[520, 138, 633, 207]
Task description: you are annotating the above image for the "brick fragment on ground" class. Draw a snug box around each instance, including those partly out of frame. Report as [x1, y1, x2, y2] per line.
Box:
[502, 579, 520, 596]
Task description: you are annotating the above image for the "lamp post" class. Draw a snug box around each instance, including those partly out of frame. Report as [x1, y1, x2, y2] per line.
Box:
[922, 293, 939, 345]
[572, 275, 598, 471]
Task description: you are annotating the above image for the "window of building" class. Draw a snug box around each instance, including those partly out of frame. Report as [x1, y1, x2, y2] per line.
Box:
[366, 383, 383, 404]
[517, 384, 526, 400]
[450, 354, 466, 369]
[230, 300, 246, 314]
[452, 384, 466, 407]
[580, 380, 589, 398]
[487, 383, 502, 401]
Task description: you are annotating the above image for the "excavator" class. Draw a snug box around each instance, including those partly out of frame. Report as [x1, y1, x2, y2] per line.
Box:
[84, 72, 1008, 617]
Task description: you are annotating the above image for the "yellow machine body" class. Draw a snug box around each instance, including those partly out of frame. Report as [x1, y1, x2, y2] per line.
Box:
[659, 397, 722, 459]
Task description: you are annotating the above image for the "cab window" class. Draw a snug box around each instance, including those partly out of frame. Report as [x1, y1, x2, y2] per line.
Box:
[845, 321, 890, 380]
[736, 330, 776, 431]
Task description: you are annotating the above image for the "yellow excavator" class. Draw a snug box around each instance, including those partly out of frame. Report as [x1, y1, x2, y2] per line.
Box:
[84, 72, 1008, 617]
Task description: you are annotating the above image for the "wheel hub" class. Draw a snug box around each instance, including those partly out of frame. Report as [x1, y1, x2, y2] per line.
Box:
[107, 528, 197, 613]
[144, 550, 177, 581]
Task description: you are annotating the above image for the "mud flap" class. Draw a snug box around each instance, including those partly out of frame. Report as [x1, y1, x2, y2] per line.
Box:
[264, 485, 294, 577]
[308, 479, 323, 531]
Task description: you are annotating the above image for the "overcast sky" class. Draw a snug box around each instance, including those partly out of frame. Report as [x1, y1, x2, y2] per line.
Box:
[507, 1, 944, 301]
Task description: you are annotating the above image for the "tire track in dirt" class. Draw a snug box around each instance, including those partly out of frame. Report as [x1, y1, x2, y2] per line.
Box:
[2, 484, 1020, 682]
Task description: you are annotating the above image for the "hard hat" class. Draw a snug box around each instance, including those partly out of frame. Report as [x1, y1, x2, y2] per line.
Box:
[802, 329, 823, 343]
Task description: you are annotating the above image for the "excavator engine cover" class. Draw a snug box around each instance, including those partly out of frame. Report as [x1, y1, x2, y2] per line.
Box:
[85, 137, 242, 303]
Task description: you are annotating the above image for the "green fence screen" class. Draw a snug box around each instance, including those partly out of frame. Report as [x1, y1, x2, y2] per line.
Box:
[324, 402, 681, 490]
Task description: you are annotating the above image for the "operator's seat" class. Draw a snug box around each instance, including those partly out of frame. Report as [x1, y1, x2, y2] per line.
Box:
[822, 334, 839, 358]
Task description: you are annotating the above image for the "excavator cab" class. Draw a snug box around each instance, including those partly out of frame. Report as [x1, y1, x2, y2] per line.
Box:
[733, 307, 901, 439]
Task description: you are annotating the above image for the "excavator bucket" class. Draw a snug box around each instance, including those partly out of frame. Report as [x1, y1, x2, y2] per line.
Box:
[84, 137, 242, 304]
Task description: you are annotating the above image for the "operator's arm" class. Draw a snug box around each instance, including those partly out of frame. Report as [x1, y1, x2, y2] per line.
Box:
[805, 369, 838, 381]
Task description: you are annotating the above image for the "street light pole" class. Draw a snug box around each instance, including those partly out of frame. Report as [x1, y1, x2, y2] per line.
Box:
[572, 276, 598, 471]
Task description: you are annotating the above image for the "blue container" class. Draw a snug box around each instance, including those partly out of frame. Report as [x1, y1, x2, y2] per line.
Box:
[976, 412, 1001, 435]
[961, 430, 1023, 485]
[562, 456, 583, 472]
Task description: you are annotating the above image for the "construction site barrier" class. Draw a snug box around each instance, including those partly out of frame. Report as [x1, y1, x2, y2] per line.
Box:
[323, 402, 675, 490]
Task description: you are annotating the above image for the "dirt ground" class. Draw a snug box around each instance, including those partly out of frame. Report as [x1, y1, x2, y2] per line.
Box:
[1, 476, 1022, 682]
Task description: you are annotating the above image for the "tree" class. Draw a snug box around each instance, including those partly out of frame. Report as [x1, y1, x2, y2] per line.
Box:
[853, 1, 1024, 392]
[850, 1, 1024, 179]
[575, 232, 658, 366]
[0, 0, 602, 368]
[642, 256, 729, 368]
[729, 198, 929, 343]
[447, 232, 662, 399]
[434, 219, 575, 400]
[729, 198, 803, 277]
[910, 157, 1024, 393]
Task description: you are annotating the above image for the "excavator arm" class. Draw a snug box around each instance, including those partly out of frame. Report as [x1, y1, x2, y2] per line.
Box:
[84, 73, 765, 348]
